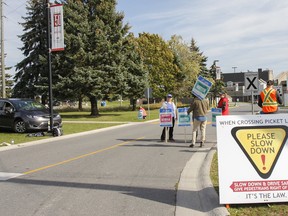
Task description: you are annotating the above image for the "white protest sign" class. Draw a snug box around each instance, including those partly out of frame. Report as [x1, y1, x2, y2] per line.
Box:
[217, 114, 288, 204]
[177, 108, 191, 127]
[159, 108, 173, 127]
[192, 76, 212, 100]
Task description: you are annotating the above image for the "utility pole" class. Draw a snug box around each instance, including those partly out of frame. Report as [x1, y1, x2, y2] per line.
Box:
[232, 66, 237, 73]
[0, 0, 5, 98]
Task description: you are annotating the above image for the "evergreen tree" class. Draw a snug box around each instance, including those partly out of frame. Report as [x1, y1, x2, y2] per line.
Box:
[13, 0, 49, 100]
[53, 0, 90, 109]
[189, 38, 209, 78]
[122, 33, 147, 110]
[209, 60, 225, 104]
[57, 0, 131, 116]
[0, 66, 13, 98]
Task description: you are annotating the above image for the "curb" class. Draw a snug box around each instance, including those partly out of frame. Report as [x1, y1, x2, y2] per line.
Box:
[175, 145, 230, 216]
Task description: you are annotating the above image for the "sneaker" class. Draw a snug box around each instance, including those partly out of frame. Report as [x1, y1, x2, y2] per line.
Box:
[169, 139, 175, 142]
[189, 144, 194, 148]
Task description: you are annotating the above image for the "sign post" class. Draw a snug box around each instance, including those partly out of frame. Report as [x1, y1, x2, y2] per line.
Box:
[159, 108, 173, 143]
[177, 107, 192, 143]
[245, 72, 259, 114]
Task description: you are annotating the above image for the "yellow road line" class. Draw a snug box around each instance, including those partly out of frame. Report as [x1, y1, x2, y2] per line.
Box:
[23, 137, 145, 175]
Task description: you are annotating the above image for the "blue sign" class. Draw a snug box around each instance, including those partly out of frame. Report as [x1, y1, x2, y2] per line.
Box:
[211, 108, 222, 127]
[177, 107, 191, 127]
[192, 75, 212, 100]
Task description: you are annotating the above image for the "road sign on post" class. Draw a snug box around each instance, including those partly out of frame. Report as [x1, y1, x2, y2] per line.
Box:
[245, 72, 259, 92]
[245, 72, 259, 114]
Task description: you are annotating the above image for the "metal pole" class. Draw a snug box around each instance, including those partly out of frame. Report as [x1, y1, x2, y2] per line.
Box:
[47, 1, 53, 132]
[147, 87, 150, 118]
[251, 91, 254, 115]
[0, 0, 5, 98]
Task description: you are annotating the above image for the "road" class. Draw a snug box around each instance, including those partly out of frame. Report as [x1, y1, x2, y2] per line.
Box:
[0, 102, 275, 216]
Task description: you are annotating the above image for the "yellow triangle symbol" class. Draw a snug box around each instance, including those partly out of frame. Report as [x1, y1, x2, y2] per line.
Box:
[231, 126, 288, 179]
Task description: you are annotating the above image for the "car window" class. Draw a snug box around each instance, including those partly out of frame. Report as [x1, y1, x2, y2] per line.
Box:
[3, 102, 14, 112]
[0, 101, 3, 110]
[14, 101, 46, 111]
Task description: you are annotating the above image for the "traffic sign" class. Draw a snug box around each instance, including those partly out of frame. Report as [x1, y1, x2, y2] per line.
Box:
[245, 72, 259, 91]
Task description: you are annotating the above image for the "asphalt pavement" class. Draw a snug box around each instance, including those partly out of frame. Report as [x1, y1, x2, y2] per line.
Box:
[0, 119, 229, 215]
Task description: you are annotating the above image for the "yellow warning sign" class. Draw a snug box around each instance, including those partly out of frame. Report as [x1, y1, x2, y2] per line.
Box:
[231, 126, 288, 179]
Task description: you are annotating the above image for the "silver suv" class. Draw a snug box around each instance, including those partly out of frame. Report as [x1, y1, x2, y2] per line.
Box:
[0, 98, 62, 133]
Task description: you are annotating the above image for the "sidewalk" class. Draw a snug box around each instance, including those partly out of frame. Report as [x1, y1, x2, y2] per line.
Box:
[175, 144, 229, 215]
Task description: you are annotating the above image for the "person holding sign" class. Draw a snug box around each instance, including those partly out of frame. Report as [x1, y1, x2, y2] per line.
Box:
[217, 92, 229, 115]
[258, 80, 282, 114]
[187, 95, 209, 147]
[160, 94, 177, 142]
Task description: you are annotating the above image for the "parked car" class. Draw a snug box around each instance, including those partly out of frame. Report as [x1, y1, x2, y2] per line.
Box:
[0, 98, 62, 133]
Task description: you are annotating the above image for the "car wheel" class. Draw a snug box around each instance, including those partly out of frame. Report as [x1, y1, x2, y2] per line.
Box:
[14, 120, 26, 133]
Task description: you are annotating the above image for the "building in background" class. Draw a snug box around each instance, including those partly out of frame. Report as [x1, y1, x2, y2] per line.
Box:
[221, 68, 273, 102]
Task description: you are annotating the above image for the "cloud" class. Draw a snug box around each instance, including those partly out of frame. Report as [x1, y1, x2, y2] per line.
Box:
[117, 0, 288, 74]
[4, 0, 288, 78]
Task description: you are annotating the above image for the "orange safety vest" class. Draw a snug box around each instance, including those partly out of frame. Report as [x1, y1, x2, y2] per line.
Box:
[260, 88, 278, 113]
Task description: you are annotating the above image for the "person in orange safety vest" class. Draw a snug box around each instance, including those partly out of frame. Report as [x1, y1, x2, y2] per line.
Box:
[257, 80, 282, 114]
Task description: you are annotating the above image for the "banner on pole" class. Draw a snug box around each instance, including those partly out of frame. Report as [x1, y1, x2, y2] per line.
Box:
[50, 4, 64, 52]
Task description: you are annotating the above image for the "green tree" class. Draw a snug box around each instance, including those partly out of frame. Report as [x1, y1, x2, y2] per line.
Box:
[168, 35, 200, 98]
[0, 66, 13, 98]
[209, 60, 225, 105]
[137, 33, 178, 99]
[189, 38, 209, 79]
[13, 0, 48, 100]
[57, 0, 131, 116]
[53, 0, 90, 110]
[122, 33, 147, 110]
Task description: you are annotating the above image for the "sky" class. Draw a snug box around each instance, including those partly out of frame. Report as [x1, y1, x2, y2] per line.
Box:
[3, 0, 288, 78]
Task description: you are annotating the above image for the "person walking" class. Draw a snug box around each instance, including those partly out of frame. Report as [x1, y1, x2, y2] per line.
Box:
[187, 95, 209, 147]
[258, 80, 282, 114]
[160, 94, 177, 142]
[217, 92, 229, 115]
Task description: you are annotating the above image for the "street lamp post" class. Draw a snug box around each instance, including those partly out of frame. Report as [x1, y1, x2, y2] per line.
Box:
[0, 0, 5, 98]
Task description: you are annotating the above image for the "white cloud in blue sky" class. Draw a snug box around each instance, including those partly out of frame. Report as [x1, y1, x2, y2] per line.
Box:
[117, 0, 288, 76]
[3, 0, 288, 78]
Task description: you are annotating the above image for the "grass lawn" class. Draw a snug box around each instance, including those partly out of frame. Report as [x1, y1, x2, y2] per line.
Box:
[0, 108, 160, 146]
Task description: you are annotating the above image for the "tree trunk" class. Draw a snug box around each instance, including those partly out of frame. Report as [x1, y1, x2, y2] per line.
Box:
[131, 98, 137, 111]
[78, 97, 83, 111]
[90, 96, 99, 116]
